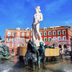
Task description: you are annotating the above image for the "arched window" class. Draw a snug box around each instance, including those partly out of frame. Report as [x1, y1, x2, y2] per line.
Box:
[57, 30, 61, 35]
[48, 31, 52, 35]
[44, 32, 47, 36]
[62, 30, 66, 35]
[53, 31, 56, 35]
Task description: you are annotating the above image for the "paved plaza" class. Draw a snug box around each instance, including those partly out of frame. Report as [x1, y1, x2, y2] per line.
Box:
[0, 59, 72, 72]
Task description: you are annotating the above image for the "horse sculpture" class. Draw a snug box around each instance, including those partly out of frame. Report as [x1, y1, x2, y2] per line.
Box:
[25, 40, 45, 70]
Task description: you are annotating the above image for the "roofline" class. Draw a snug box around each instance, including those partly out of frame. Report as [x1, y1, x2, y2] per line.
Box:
[5, 26, 72, 31]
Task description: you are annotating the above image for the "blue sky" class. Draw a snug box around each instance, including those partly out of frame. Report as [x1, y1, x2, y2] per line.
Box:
[0, 0, 72, 39]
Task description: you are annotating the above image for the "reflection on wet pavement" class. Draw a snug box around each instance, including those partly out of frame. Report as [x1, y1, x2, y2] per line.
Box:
[0, 60, 72, 72]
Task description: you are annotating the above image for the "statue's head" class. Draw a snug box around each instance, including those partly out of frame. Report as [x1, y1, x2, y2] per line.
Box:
[35, 6, 41, 13]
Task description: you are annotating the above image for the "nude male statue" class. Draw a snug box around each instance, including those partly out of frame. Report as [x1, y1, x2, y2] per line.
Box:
[32, 6, 43, 47]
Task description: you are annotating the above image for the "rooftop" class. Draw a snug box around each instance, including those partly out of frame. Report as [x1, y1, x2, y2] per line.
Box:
[6, 26, 71, 31]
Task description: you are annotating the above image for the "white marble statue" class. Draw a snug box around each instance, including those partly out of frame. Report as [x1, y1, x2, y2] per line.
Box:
[32, 6, 43, 47]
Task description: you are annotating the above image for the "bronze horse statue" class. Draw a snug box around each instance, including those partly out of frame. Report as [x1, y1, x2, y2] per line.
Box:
[25, 40, 45, 70]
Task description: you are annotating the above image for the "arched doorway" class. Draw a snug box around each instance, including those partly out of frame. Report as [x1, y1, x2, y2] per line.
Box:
[63, 44, 69, 55]
[59, 44, 62, 49]
[63, 44, 67, 49]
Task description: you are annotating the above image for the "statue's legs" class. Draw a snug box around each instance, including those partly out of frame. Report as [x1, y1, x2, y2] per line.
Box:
[36, 24, 42, 42]
[32, 29, 39, 46]
[32, 23, 43, 47]
[32, 30, 36, 43]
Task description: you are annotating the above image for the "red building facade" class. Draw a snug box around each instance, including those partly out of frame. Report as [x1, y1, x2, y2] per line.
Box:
[4, 26, 72, 53]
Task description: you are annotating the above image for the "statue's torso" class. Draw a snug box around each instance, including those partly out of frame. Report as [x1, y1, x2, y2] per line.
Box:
[34, 13, 42, 23]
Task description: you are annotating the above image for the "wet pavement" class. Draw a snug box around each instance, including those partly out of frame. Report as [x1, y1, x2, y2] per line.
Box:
[0, 59, 72, 72]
